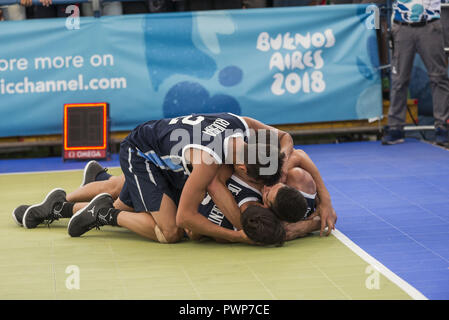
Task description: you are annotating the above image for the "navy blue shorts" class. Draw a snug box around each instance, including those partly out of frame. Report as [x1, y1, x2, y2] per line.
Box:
[119, 140, 182, 213]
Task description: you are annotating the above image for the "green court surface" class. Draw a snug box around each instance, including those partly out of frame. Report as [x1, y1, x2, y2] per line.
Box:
[0, 168, 413, 300]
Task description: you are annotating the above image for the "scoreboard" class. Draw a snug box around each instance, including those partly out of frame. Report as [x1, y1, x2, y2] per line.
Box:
[63, 103, 110, 160]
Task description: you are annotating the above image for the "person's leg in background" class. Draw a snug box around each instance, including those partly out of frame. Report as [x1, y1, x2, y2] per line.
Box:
[82, 1, 122, 16]
[172, 0, 188, 11]
[242, 0, 267, 8]
[415, 20, 449, 146]
[122, 1, 149, 14]
[272, 0, 312, 6]
[188, 0, 213, 11]
[148, 0, 175, 12]
[441, 5, 449, 60]
[31, 2, 57, 19]
[213, 0, 242, 9]
[80, 2, 94, 16]
[102, 1, 123, 15]
[1, 3, 27, 20]
[382, 23, 417, 145]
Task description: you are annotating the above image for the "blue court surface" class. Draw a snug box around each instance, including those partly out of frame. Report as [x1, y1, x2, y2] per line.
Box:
[301, 139, 449, 300]
[1, 138, 448, 299]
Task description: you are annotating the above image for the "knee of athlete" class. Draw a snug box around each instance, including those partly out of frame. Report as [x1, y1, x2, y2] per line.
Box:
[109, 176, 124, 200]
[155, 225, 183, 244]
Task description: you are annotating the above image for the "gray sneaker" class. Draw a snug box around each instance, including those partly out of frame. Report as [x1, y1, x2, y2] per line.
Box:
[80, 160, 108, 186]
[22, 188, 67, 229]
[12, 205, 30, 227]
[68, 193, 114, 237]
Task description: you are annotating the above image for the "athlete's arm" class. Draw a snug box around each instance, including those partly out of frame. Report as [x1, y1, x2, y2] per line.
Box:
[186, 200, 261, 244]
[206, 165, 243, 230]
[283, 214, 321, 241]
[176, 150, 250, 243]
[286, 149, 337, 236]
[243, 117, 293, 182]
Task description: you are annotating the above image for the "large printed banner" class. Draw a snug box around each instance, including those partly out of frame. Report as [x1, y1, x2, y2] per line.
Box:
[0, 4, 381, 137]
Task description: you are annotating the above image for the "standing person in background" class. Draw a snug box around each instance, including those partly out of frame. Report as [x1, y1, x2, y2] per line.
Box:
[441, 0, 449, 58]
[242, 0, 267, 8]
[81, 0, 122, 16]
[382, 0, 449, 147]
[272, 0, 313, 6]
[188, 0, 242, 10]
[0, 0, 30, 21]
[30, 0, 78, 18]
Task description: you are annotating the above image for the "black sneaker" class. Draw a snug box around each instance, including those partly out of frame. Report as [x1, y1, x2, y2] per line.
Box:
[80, 160, 108, 186]
[12, 205, 30, 227]
[435, 127, 449, 146]
[22, 188, 67, 229]
[67, 193, 114, 237]
[381, 126, 405, 145]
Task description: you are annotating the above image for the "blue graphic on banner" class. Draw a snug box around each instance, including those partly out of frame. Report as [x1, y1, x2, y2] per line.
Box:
[0, 5, 381, 138]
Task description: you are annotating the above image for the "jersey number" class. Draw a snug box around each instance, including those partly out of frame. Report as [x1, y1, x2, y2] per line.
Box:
[169, 115, 205, 126]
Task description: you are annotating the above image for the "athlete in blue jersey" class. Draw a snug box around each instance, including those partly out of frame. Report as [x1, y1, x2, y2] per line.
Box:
[67, 113, 296, 244]
[15, 158, 322, 245]
[210, 148, 334, 236]
[193, 168, 320, 245]
[198, 174, 263, 232]
[20, 113, 335, 243]
[271, 149, 336, 236]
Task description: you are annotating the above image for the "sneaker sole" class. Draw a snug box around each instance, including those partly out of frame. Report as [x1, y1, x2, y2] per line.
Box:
[382, 139, 405, 145]
[80, 160, 98, 187]
[22, 188, 66, 229]
[11, 205, 29, 227]
[67, 192, 112, 237]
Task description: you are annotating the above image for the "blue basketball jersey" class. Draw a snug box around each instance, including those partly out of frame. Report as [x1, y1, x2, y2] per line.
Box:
[198, 174, 263, 230]
[124, 113, 250, 186]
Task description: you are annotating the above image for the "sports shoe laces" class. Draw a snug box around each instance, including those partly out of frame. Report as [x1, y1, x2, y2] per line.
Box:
[44, 212, 62, 228]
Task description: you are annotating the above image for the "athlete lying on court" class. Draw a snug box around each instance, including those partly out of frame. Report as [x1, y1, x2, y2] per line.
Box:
[17, 113, 336, 244]
[13, 160, 322, 245]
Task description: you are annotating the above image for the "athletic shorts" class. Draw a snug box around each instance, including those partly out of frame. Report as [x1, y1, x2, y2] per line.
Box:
[119, 140, 183, 213]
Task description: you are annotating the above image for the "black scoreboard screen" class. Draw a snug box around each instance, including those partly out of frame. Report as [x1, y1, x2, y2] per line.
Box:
[63, 103, 110, 160]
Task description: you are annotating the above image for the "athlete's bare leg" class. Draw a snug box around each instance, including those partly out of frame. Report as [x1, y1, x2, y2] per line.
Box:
[67, 175, 125, 203]
[114, 195, 184, 243]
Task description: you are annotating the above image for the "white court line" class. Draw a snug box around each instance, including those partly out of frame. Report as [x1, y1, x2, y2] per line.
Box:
[332, 229, 428, 300]
[0, 166, 120, 176]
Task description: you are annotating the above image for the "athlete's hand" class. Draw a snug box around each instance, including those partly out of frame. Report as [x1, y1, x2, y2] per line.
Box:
[184, 228, 202, 241]
[317, 205, 337, 237]
[236, 230, 256, 245]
